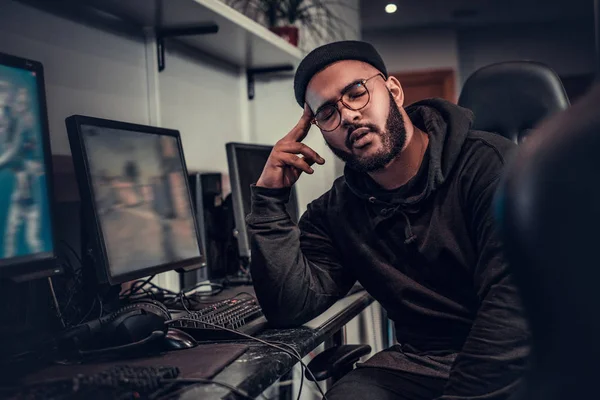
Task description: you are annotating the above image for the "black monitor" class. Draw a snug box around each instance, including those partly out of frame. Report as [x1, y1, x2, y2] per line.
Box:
[226, 142, 299, 261]
[0, 52, 59, 281]
[66, 115, 205, 286]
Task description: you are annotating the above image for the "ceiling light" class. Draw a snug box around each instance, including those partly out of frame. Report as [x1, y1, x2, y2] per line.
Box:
[385, 3, 397, 14]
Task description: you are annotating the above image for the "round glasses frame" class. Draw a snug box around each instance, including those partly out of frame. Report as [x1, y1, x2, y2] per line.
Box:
[311, 73, 385, 133]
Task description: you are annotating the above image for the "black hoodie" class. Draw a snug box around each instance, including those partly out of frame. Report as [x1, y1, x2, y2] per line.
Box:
[247, 99, 530, 399]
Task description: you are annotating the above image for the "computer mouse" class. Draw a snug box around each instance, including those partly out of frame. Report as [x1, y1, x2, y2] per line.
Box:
[164, 328, 197, 350]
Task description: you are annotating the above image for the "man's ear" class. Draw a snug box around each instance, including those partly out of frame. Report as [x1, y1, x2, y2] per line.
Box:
[386, 76, 405, 108]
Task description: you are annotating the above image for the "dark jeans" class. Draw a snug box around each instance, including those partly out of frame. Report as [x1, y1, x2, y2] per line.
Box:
[325, 367, 447, 400]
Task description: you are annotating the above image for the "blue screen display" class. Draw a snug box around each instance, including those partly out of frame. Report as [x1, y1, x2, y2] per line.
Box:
[0, 64, 53, 261]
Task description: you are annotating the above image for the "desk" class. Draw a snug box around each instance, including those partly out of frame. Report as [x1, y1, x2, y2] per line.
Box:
[15, 287, 374, 399]
[176, 289, 374, 399]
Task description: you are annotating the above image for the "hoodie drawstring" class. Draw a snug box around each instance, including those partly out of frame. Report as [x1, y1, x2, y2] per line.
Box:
[400, 210, 417, 245]
[369, 197, 418, 246]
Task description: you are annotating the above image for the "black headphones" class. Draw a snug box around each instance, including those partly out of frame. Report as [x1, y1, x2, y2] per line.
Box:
[59, 299, 171, 360]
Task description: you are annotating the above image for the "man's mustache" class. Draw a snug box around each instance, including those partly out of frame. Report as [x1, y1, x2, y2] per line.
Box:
[345, 123, 380, 150]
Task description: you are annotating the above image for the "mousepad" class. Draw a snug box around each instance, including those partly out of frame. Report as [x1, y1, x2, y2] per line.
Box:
[23, 343, 248, 383]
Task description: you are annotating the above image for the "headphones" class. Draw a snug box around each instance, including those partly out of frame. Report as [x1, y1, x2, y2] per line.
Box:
[59, 299, 171, 360]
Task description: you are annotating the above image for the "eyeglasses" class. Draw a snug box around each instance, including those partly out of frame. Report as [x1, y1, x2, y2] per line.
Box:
[311, 73, 385, 132]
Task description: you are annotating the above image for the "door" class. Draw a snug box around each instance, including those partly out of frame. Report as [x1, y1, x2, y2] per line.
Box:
[392, 69, 456, 106]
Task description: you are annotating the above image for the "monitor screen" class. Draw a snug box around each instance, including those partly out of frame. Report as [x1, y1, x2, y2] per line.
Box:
[0, 52, 56, 279]
[226, 143, 299, 260]
[68, 116, 203, 284]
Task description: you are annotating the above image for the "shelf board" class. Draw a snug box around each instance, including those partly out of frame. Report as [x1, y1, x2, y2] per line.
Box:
[77, 0, 304, 69]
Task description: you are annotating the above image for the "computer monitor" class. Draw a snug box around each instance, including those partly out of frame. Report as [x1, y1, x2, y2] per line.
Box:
[66, 115, 205, 286]
[0, 52, 58, 281]
[226, 142, 299, 261]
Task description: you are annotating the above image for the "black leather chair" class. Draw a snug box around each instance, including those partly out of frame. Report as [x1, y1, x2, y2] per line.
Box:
[305, 344, 371, 383]
[458, 61, 570, 143]
[498, 83, 600, 400]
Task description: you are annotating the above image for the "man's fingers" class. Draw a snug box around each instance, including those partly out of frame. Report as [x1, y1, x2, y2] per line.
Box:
[279, 153, 314, 175]
[278, 142, 325, 165]
[284, 103, 314, 142]
[302, 103, 313, 119]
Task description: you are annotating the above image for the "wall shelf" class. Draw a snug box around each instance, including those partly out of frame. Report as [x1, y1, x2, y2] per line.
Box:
[74, 0, 304, 70]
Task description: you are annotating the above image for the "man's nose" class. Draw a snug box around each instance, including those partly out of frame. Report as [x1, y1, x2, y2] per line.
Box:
[339, 106, 361, 127]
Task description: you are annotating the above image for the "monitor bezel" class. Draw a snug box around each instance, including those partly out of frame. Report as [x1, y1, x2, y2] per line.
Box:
[66, 115, 206, 285]
[0, 51, 59, 281]
[226, 142, 300, 260]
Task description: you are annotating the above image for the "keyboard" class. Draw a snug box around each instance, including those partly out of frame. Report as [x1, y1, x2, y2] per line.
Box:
[6, 365, 180, 399]
[170, 293, 268, 341]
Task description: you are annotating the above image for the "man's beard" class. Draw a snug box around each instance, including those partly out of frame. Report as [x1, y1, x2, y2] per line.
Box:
[327, 91, 406, 173]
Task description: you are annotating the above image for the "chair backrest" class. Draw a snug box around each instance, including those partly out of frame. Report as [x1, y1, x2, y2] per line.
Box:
[458, 61, 570, 143]
[498, 84, 600, 400]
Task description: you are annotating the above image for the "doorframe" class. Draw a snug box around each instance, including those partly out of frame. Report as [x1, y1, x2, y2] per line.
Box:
[391, 68, 456, 104]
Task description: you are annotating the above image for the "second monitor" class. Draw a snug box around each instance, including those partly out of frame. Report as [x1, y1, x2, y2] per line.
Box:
[226, 142, 299, 263]
[66, 116, 205, 286]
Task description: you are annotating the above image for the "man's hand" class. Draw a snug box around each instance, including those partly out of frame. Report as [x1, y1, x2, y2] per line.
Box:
[256, 105, 325, 189]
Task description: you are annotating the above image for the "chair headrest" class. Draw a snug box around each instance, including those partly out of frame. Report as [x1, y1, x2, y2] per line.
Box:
[499, 83, 600, 398]
[458, 61, 570, 143]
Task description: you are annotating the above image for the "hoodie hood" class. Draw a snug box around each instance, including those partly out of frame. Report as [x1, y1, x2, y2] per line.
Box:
[344, 98, 474, 206]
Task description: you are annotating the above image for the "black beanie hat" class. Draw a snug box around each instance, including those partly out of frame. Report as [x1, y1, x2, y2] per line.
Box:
[293, 40, 388, 108]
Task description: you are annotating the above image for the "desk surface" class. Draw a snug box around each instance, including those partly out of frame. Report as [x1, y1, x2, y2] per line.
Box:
[176, 288, 374, 399]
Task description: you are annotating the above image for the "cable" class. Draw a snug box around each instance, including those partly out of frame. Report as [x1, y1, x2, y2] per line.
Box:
[47, 277, 66, 328]
[60, 240, 83, 267]
[269, 340, 305, 400]
[75, 297, 97, 325]
[183, 280, 223, 294]
[121, 278, 223, 308]
[174, 292, 313, 400]
[97, 294, 104, 318]
[268, 341, 305, 400]
[146, 280, 178, 296]
[181, 280, 224, 299]
[229, 291, 254, 299]
[48, 247, 86, 328]
[120, 274, 155, 299]
[165, 317, 327, 400]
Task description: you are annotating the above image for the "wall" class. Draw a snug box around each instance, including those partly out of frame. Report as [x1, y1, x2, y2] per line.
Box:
[158, 43, 248, 173]
[0, 0, 251, 172]
[363, 19, 596, 99]
[363, 27, 460, 96]
[458, 21, 596, 85]
[0, 0, 150, 155]
[363, 27, 459, 75]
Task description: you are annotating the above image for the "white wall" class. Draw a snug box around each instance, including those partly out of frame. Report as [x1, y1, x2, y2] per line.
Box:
[0, 0, 150, 155]
[158, 44, 248, 174]
[457, 22, 596, 84]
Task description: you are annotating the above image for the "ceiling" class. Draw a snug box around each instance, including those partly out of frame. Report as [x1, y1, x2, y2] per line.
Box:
[360, 0, 595, 32]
